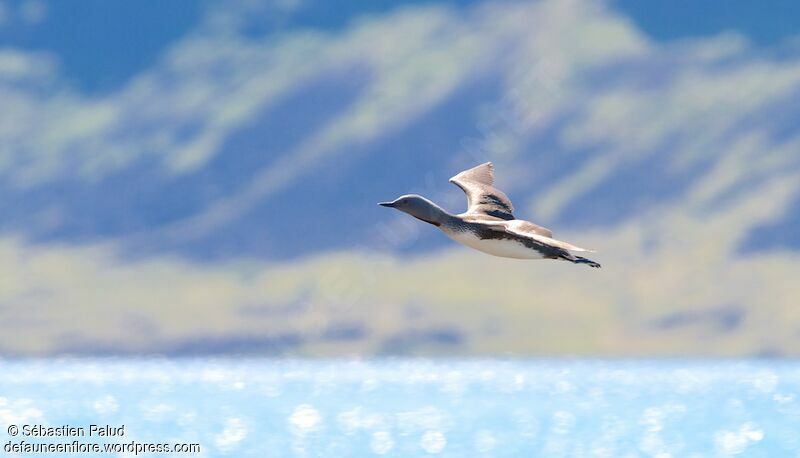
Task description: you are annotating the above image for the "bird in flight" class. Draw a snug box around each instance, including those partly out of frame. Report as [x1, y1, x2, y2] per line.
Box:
[379, 162, 601, 268]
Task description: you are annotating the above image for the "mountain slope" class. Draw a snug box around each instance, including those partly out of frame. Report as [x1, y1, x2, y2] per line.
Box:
[0, 0, 799, 356]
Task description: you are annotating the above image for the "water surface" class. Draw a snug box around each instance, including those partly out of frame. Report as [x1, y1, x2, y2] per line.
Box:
[1, 359, 799, 457]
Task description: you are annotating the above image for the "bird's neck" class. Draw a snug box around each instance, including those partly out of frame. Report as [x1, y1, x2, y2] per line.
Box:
[415, 201, 455, 228]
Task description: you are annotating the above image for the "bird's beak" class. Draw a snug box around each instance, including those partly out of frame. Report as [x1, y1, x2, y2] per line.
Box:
[378, 201, 395, 208]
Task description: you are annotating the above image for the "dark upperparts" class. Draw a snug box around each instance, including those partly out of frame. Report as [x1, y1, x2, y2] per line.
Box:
[479, 194, 514, 220]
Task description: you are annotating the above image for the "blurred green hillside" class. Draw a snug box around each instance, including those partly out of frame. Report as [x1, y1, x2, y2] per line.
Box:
[0, 0, 799, 356]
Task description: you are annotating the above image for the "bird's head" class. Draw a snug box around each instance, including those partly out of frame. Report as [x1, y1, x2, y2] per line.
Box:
[378, 194, 444, 226]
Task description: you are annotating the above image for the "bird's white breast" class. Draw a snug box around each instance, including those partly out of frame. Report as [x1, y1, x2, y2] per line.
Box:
[445, 229, 545, 259]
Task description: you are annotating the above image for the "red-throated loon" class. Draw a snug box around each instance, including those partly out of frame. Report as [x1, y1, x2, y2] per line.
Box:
[379, 162, 601, 268]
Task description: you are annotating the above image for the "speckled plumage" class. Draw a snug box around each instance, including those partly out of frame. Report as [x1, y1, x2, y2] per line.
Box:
[379, 162, 601, 268]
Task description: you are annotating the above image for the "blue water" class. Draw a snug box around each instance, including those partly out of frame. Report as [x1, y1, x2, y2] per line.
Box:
[1, 359, 800, 457]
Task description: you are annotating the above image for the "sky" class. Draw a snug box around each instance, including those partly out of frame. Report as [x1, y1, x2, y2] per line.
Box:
[2, 0, 800, 93]
[0, 0, 799, 357]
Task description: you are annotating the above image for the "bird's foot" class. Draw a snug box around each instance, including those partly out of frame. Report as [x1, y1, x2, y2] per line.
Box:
[573, 256, 601, 268]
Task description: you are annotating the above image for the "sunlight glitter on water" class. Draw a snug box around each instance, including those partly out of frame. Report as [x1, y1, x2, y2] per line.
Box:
[1, 359, 799, 457]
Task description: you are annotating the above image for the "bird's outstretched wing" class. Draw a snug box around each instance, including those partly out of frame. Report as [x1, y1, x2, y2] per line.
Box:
[449, 162, 515, 220]
[507, 220, 553, 238]
[487, 220, 593, 252]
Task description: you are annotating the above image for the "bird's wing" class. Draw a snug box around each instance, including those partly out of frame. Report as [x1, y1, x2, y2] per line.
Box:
[449, 162, 515, 220]
[508, 220, 553, 238]
[486, 220, 594, 252]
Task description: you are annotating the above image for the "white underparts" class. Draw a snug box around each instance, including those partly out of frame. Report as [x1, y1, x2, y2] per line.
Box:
[445, 230, 546, 259]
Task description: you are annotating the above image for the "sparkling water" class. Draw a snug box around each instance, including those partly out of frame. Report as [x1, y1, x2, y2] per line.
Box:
[1, 359, 799, 457]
